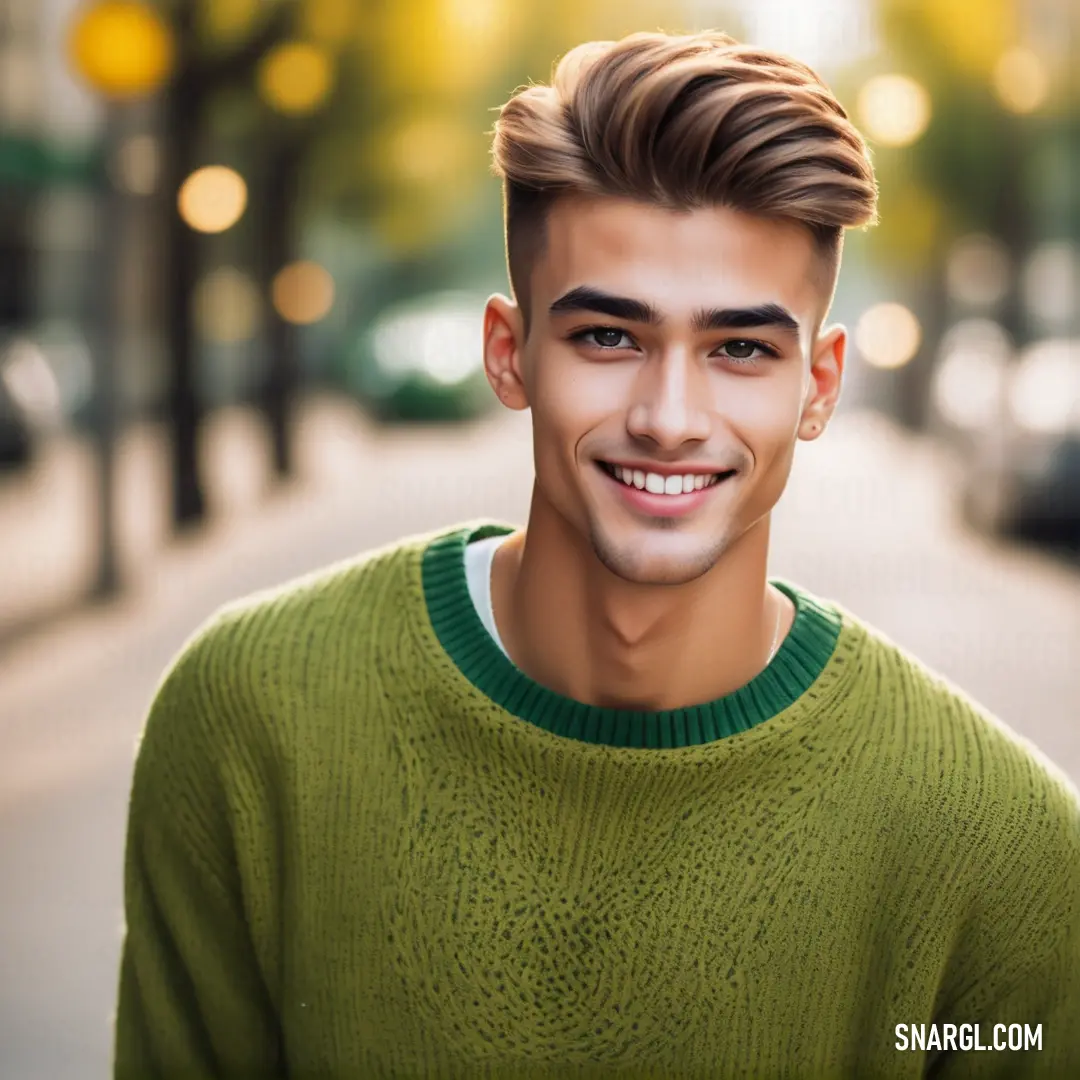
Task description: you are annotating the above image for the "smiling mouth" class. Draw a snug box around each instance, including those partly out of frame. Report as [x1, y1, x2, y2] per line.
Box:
[598, 461, 735, 495]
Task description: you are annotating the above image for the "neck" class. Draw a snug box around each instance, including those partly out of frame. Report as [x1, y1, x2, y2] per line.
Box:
[493, 488, 788, 712]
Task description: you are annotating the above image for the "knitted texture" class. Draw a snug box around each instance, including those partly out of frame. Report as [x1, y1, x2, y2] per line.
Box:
[114, 522, 1080, 1079]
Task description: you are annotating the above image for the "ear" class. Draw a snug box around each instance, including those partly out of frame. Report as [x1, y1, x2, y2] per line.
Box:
[798, 323, 846, 442]
[483, 294, 529, 411]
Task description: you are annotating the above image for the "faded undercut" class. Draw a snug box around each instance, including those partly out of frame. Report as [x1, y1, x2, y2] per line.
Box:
[490, 31, 879, 335]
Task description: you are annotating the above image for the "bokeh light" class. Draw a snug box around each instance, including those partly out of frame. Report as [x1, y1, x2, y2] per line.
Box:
[945, 234, 1011, 309]
[377, 0, 519, 97]
[177, 166, 248, 234]
[932, 320, 1011, 431]
[257, 42, 335, 117]
[992, 48, 1050, 115]
[193, 268, 262, 343]
[1023, 241, 1080, 326]
[68, 0, 175, 100]
[272, 261, 336, 325]
[855, 302, 922, 369]
[857, 74, 932, 147]
[1008, 340, 1080, 434]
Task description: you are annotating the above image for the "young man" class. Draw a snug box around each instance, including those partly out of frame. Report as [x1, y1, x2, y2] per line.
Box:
[114, 30, 1080, 1079]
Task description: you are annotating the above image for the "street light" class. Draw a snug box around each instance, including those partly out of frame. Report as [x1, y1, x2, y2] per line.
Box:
[67, 1, 177, 601]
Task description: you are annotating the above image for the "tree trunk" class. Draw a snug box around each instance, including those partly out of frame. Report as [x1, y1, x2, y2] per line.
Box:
[259, 129, 304, 479]
[161, 15, 206, 529]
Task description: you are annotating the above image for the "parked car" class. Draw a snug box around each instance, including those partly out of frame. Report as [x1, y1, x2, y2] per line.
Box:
[339, 292, 495, 423]
[931, 325, 1080, 544]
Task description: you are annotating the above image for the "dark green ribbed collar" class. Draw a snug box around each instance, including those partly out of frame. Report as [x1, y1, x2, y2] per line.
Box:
[421, 522, 841, 748]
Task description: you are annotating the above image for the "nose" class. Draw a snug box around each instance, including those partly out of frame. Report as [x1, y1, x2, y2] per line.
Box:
[626, 351, 711, 450]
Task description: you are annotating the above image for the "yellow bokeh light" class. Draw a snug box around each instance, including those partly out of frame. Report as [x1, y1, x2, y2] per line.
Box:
[918, 0, 1016, 78]
[992, 48, 1050, 115]
[272, 262, 335, 325]
[855, 303, 922, 370]
[857, 74, 932, 148]
[193, 267, 261, 343]
[68, 0, 175, 99]
[177, 166, 248, 234]
[257, 42, 335, 117]
[377, 0, 518, 97]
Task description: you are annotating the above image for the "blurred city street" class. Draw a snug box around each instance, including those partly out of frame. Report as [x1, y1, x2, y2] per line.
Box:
[0, 1, 1078, 1075]
[1, 394, 1079, 1079]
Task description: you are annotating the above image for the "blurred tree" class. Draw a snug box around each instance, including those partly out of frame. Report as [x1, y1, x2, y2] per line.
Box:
[85, 0, 683, 527]
[153, 0, 293, 527]
[853, 0, 1078, 428]
[67, 0, 179, 597]
[253, 35, 340, 478]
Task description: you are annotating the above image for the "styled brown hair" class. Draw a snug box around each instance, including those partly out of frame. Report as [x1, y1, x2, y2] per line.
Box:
[491, 30, 878, 333]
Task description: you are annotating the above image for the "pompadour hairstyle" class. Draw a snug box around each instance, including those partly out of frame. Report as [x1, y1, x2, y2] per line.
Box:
[490, 30, 879, 333]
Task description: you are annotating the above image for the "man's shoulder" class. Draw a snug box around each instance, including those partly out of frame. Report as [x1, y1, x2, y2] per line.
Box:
[198, 522, 468, 646]
[156, 522, 473, 702]
[139, 523, 475, 756]
[837, 605, 1080, 843]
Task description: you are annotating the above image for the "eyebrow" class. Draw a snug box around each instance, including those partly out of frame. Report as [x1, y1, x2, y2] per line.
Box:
[548, 285, 802, 340]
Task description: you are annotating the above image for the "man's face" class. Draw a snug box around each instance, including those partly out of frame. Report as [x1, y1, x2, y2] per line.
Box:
[488, 195, 844, 586]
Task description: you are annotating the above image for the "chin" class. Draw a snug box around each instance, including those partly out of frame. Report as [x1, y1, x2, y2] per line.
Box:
[587, 524, 732, 586]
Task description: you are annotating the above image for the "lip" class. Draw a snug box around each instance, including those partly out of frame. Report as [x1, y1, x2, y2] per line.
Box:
[596, 461, 734, 518]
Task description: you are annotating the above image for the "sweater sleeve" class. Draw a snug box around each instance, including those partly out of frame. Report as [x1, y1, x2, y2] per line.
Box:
[930, 778, 1080, 1079]
[113, 618, 284, 1079]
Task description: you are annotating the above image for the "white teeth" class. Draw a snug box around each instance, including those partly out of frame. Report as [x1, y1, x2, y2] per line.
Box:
[608, 463, 724, 494]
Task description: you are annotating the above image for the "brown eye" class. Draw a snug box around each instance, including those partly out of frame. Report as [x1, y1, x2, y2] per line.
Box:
[725, 340, 757, 359]
[592, 329, 627, 348]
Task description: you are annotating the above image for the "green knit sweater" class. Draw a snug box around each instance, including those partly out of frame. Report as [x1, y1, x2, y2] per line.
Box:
[114, 521, 1080, 1079]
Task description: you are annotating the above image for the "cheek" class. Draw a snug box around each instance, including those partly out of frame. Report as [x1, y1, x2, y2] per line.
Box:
[716, 375, 803, 444]
[531, 362, 621, 446]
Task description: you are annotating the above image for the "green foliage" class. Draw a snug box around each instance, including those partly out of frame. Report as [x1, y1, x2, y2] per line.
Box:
[851, 0, 1077, 269]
